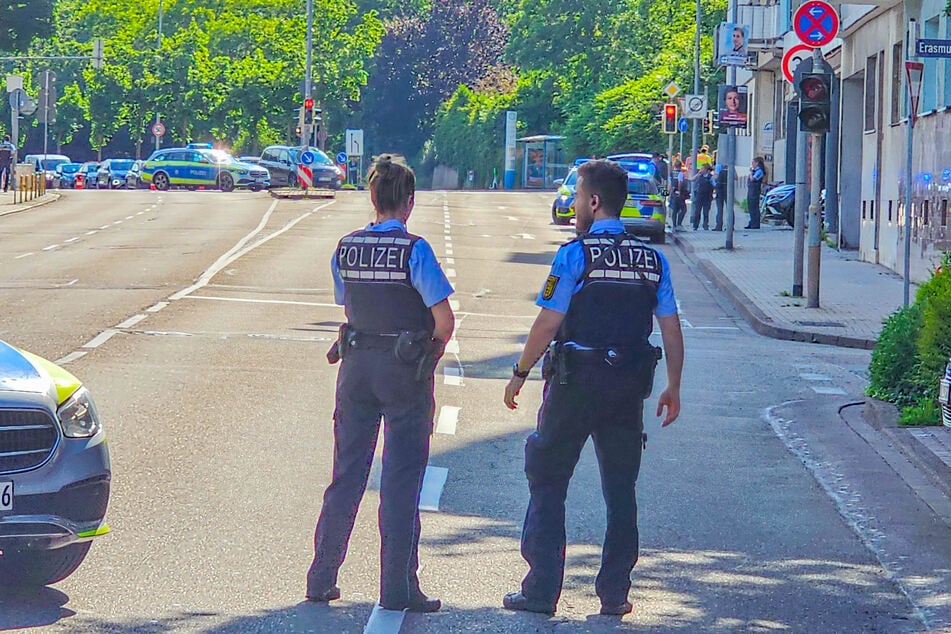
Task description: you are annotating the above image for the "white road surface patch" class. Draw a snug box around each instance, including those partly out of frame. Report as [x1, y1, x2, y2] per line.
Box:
[446, 257, 455, 265]
[63, 237, 80, 244]
[800, 373, 832, 381]
[112, 220, 122, 225]
[506, 216, 519, 221]
[83, 330, 118, 348]
[42, 245, 59, 251]
[363, 604, 406, 634]
[14, 252, 34, 259]
[60, 279, 79, 287]
[446, 247, 453, 256]
[55, 351, 87, 365]
[436, 406, 460, 435]
[99, 225, 110, 230]
[117, 314, 148, 329]
[418, 466, 449, 511]
[446, 269, 456, 278]
[512, 233, 535, 240]
[444, 366, 464, 386]
[145, 302, 169, 313]
[444, 339, 459, 355]
[811, 386, 847, 395]
[85, 230, 97, 236]
[449, 300, 460, 311]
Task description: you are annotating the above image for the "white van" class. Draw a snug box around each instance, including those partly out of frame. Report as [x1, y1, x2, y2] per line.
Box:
[22, 154, 71, 187]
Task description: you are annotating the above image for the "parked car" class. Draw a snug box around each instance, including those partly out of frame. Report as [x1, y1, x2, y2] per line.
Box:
[608, 154, 667, 244]
[95, 159, 135, 189]
[79, 162, 101, 189]
[125, 160, 146, 189]
[53, 163, 83, 189]
[258, 145, 342, 189]
[941, 357, 951, 427]
[0, 338, 110, 587]
[552, 166, 578, 225]
[140, 147, 269, 192]
[22, 154, 71, 187]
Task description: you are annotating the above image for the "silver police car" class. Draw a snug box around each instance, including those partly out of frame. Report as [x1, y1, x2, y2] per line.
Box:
[0, 339, 110, 586]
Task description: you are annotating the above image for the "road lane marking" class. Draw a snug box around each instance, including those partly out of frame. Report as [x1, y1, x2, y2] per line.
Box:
[363, 605, 405, 634]
[60, 279, 79, 287]
[187, 295, 340, 308]
[446, 257, 455, 265]
[811, 386, 847, 395]
[449, 300, 460, 311]
[63, 237, 80, 243]
[99, 225, 110, 230]
[83, 330, 118, 348]
[446, 247, 453, 255]
[125, 215, 134, 220]
[112, 220, 122, 225]
[55, 351, 87, 365]
[444, 339, 459, 355]
[436, 406, 459, 435]
[444, 367, 464, 386]
[446, 269, 456, 277]
[146, 302, 169, 313]
[42, 245, 59, 251]
[170, 199, 335, 301]
[15, 252, 34, 259]
[117, 314, 148, 329]
[800, 373, 832, 381]
[418, 466, 449, 511]
[85, 230, 97, 235]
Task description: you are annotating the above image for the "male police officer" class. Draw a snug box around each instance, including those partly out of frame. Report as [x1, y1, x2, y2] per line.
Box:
[503, 159, 684, 616]
[307, 155, 454, 613]
[0, 135, 15, 193]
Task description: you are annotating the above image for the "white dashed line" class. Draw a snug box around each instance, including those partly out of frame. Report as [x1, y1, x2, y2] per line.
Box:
[112, 220, 122, 225]
[800, 373, 832, 381]
[446, 248, 453, 256]
[83, 330, 118, 348]
[85, 230, 97, 236]
[125, 215, 135, 220]
[363, 605, 405, 634]
[116, 314, 148, 329]
[443, 367, 464, 386]
[418, 466, 449, 511]
[188, 295, 339, 308]
[15, 252, 34, 259]
[444, 339, 459, 355]
[449, 300, 460, 311]
[99, 225, 110, 230]
[62, 279, 79, 287]
[436, 406, 459, 435]
[446, 258, 455, 265]
[146, 302, 169, 313]
[43, 245, 59, 251]
[55, 351, 87, 365]
[63, 237, 80, 244]
[446, 269, 456, 277]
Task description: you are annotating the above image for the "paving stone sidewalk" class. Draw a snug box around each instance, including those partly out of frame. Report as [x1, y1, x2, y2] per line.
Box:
[0, 189, 58, 215]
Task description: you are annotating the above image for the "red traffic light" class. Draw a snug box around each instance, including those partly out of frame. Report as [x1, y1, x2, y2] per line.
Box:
[800, 77, 828, 100]
[664, 104, 676, 120]
[304, 97, 315, 109]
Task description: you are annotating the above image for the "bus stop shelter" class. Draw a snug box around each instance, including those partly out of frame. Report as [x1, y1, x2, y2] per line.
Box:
[517, 135, 567, 189]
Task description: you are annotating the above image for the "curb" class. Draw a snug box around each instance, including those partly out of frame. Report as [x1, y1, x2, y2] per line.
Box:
[0, 192, 60, 217]
[670, 231, 875, 350]
[862, 397, 951, 502]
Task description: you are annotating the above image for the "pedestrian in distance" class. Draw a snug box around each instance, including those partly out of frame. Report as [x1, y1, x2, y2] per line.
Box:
[502, 159, 685, 616]
[673, 162, 689, 230]
[745, 157, 766, 229]
[306, 154, 455, 613]
[0, 135, 15, 193]
[691, 164, 715, 231]
[714, 162, 728, 231]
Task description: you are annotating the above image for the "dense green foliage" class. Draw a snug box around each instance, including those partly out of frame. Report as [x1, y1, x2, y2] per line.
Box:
[868, 254, 951, 425]
[1, 0, 726, 168]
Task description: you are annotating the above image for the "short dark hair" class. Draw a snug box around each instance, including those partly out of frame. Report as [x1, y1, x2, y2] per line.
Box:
[578, 160, 628, 216]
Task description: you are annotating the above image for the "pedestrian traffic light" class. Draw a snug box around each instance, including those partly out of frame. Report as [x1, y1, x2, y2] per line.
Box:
[702, 111, 713, 134]
[797, 72, 832, 133]
[663, 103, 678, 134]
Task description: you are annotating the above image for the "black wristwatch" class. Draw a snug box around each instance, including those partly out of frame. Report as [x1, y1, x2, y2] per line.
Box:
[512, 362, 530, 379]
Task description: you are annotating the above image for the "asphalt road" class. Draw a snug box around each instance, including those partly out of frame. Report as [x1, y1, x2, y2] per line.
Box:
[0, 189, 932, 633]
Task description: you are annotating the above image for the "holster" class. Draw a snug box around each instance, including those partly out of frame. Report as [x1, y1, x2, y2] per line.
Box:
[326, 323, 352, 364]
[394, 330, 437, 381]
[541, 344, 568, 385]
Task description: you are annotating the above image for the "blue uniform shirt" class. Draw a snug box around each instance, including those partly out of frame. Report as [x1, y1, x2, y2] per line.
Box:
[332, 218, 454, 308]
[536, 218, 677, 316]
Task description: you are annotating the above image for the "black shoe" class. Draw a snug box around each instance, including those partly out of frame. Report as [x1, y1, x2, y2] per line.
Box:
[502, 591, 556, 615]
[600, 600, 633, 615]
[306, 586, 341, 603]
[743, 225, 752, 229]
[380, 594, 441, 613]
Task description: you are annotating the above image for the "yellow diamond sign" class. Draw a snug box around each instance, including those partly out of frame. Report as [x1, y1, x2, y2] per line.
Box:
[663, 82, 680, 98]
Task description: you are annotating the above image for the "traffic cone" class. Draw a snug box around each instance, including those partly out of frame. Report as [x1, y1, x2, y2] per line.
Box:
[150, 183, 156, 191]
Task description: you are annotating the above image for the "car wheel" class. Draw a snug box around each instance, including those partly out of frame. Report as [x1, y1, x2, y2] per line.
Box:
[0, 542, 92, 587]
[784, 207, 795, 227]
[651, 231, 666, 245]
[552, 205, 558, 223]
[249, 184, 261, 192]
[219, 173, 235, 193]
[153, 172, 170, 191]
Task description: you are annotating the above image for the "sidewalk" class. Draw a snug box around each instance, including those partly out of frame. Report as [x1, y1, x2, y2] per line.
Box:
[0, 188, 59, 216]
[670, 217, 950, 530]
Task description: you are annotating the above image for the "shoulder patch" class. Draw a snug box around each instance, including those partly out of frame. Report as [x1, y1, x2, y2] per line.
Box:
[542, 275, 560, 300]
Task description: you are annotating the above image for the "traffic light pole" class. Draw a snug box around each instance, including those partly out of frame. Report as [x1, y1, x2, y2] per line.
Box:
[155, 0, 163, 152]
[689, 0, 701, 208]
[806, 47, 824, 308]
[724, 0, 738, 249]
[42, 70, 50, 156]
[303, 0, 314, 147]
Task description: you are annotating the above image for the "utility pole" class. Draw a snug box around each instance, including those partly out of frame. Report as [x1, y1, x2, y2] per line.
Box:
[724, 0, 739, 249]
[689, 0, 701, 214]
[903, 18, 919, 306]
[303, 0, 314, 147]
[806, 49, 825, 307]
[155, 0, 164, 152]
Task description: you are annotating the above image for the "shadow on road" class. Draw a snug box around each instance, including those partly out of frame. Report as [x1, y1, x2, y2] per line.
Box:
[0, 586, 74, 630]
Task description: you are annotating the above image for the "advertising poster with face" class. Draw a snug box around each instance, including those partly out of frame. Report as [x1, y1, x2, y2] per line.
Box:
[718, 22, 750, 66]
[718, 85, 749, 129]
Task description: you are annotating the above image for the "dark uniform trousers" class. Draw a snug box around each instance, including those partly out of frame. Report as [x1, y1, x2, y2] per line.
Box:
[521, 359, 645, 607]
[307, 344, 435, 606]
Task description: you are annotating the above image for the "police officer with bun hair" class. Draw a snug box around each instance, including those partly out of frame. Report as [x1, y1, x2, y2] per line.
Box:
[503, 159, 684, 616]
[307, 154, 454, 613]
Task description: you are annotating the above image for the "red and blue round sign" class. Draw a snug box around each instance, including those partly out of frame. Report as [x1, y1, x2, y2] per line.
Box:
[794, 0, 839, 48]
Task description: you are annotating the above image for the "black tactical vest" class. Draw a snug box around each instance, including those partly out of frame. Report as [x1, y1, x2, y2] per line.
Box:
[557, 232, 662, 349]
[336, 227, 435, 334]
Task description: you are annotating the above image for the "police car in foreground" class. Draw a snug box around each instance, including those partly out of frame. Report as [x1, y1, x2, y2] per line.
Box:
[0, 339, 110, 587]
[141, 143, 270, 192]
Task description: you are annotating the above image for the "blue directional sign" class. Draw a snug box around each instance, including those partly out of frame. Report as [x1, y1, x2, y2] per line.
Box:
[300, 150, 316, 166]
[336, 152, 347, 164]
[942, 168, 951, 182]
[916, 39, 951, 58]
[678, 117, 689, 133]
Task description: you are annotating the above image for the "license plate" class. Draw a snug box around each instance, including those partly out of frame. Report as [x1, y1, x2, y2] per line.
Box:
[0, 481, 11, 511]
[941, 380, 950, 405]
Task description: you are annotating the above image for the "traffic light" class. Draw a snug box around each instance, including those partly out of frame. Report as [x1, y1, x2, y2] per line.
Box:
[663, 103, 678, 134]
[798, 72, 832, 133]
[702, 111, 712, 134]
[303, 98, 314, 126]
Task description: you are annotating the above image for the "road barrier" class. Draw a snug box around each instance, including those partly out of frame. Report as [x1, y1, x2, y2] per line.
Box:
[14, 173, 46, 204]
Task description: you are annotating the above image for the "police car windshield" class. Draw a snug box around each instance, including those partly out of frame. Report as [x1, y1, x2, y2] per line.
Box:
[627, 178, 658, 195]
[564, 170, 578, 187]
[201, 150, 236, 164]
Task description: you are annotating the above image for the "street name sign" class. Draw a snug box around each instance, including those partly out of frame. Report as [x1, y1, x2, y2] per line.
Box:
[916, 39, 951, 57]
[794, 0, 839, 48]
